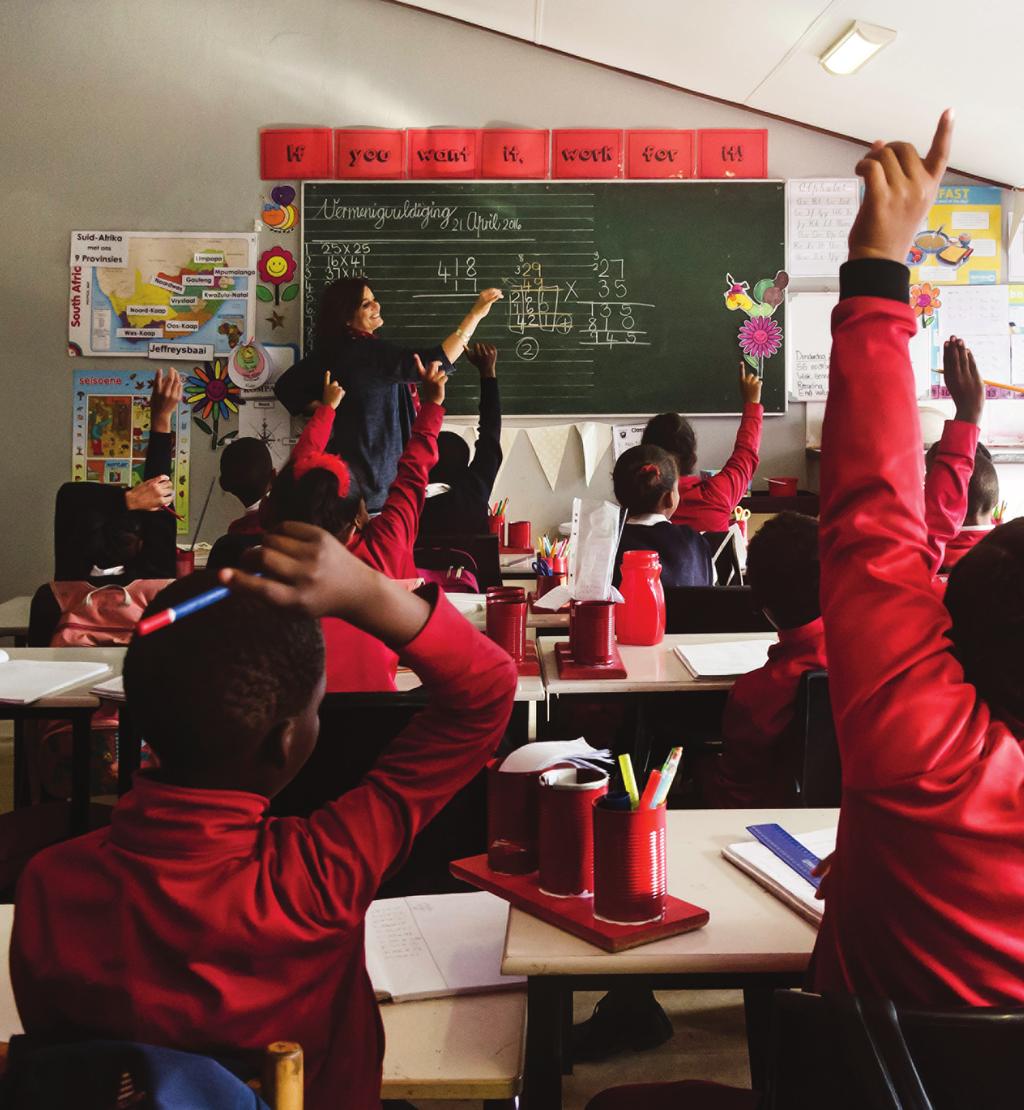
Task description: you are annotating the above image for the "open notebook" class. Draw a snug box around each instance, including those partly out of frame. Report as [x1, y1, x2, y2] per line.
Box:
[723, 826, 837, 925]
[366, 891, 523, 1004]
[674, 638, 776, 678]
[90, 675, 126, 702]
[0, 653, 111, 705]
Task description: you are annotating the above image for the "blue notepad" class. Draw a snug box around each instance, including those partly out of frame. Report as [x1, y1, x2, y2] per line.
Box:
[746, 823, 822, 889]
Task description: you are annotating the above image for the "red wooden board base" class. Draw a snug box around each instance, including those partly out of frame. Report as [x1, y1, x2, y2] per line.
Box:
[555, 641, 628, 679]
[500, 545, 534, 556]
[451, 853, 709, 952]
[516, 640, 540, 677]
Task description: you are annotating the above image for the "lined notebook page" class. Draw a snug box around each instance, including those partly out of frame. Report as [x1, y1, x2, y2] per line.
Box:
[723, 827, 837, 925]
[674, 639, 776, 678]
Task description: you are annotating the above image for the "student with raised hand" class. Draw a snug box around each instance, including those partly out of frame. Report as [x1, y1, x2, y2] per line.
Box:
[419, 342, 503, 539]
[811, 108, 1024, 1006]
[11, 523, 517, 1110]
[923, 336, 985, 573]
[642, 365, 762, 533]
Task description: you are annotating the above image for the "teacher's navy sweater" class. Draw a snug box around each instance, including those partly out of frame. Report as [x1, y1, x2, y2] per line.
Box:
[613, 515, 713, 590]
[275, 332, 451, 512]
[808, 258, 1024, 1006]
[11, 590, 517, 1110]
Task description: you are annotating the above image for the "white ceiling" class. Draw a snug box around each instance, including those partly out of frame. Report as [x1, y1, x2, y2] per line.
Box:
[389, 0, 1024, 188]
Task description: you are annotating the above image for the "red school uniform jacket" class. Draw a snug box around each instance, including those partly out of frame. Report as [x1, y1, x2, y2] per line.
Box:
[923, 418, 978, 574]
[11, 591, 517, 1110]
[670, 403, 762, 533]
[293, 401, 441, 692]
[941, 525, 994, 571]
[809, 258, 1024, 1007]
[702, 618, 827, 808]
[226, 506, 264, 536]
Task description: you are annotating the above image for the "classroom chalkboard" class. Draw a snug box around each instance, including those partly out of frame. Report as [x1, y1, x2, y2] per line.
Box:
[301, 181, 786, 416]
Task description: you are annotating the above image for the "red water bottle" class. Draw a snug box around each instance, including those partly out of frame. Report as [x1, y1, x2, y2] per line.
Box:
[616, 550, 665, 646]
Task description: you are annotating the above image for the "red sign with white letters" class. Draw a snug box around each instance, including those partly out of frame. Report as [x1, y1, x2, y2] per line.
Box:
[334, 130, 406, 178]
[481, 130, 549, 178]
[260, 129, 333, 180]
[408, 129, 481, 179]
[697, 129, 768, 179]
[626, 130, 695, 178]
[552, 130, 623, 179]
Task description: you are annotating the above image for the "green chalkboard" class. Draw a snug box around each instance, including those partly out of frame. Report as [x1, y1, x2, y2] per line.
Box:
[301, 181, 786, 416]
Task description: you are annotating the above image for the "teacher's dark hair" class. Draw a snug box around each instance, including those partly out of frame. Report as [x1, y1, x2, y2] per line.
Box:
[316, 278, 369, 346]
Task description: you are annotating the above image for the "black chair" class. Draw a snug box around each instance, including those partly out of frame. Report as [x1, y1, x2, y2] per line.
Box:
[413, 533, 502, 591]
[702, 530, 743, 586]
[792, 669, 841, 807]
[664, 586, 773, 634]
[766, 989, 1024, 1110]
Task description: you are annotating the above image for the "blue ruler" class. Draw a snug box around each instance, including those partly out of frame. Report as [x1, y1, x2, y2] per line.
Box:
[746, 824, 821, 889]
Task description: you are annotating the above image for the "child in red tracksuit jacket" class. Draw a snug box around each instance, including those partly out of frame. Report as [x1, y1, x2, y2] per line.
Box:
[267, 362, 446, 692]
[11, 528, 516, 1110]
[810, 110, 1024, 1007]
[642, 365, 763, 533]
[700, 511, 826, 807]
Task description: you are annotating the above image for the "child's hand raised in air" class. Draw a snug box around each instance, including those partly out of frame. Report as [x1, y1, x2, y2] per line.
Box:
[414, 354, 448, 405]
[848, 109, 954, 265]
[943, 336, 985, 425]
[739, 363, 763, 406]
[125, 474, 174, 512]
[321, 371, 345, 410]
[465, 342, 498, 379]
[150, 368, 183, 434]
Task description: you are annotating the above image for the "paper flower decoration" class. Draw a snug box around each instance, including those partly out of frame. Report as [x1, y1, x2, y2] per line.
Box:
[910, 283, 941, 327]
[257, 247, 298, 305]
[185, 360, 242, 450]
[262, 185, 299, 233]
[723, 271, 788, 376]
[738, 318, 783, 360]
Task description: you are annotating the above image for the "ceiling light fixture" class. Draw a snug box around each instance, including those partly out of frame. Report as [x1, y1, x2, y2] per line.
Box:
[820, 21, 897, 76]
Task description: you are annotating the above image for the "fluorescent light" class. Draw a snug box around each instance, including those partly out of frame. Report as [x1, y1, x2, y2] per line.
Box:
[820, 21, 896, 75]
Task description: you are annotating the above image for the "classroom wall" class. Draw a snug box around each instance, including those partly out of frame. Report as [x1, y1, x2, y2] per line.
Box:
[0, 0, 988, 596]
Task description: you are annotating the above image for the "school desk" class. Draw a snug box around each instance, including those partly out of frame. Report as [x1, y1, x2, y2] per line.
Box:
[0, 597, 32, 646]
[448, 594, 570, 631]
[0, 647, 126, 834]
[503, 807, 836, 1106]
[380, 990, 524, 1103]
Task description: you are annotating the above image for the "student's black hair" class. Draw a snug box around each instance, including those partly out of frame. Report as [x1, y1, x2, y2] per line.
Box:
[316, 278, 371, 347]
[642, 413, 698, 476]
[219, 437, 274, 507]
[968, 446, 999, 519]
[745, 512, 820, 630]
[612, 445, 678, 516]
[266, 462, 361, 538]
[123, 571, 324, 771]
[945, 518, 1024, 726]
[430, 431, 471, 486]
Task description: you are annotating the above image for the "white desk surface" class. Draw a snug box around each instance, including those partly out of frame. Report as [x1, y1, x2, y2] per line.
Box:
[0, 597, 32, 638]
[503, 808, 835, 977]
[380, 990, 525, 1099]
[538, 632, 778, 696]
[0, 647, 126, 709]
[0, 903, 524, 1100]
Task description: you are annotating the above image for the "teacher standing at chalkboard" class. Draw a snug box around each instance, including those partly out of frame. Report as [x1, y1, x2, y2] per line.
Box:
[275, 278, 503, 512]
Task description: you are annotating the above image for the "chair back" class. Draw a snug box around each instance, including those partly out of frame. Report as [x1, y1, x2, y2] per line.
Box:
[663, 586, 773, 634]
[793, 669, 841, 807]
[414, 533, 502, 591]
[766, 989, 1024, 1110]
[702, 528, 743, 586]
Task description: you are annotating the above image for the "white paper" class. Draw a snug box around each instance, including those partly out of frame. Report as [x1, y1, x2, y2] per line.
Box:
[786, 178, 859, 278]
[969, 239, 998, 258]
[90, 675, 125, 701]
[1012, 334, 1024, 385]
[936, 285, 1010, 341]
[238, 399, 296, 470]
[1010, 218, 1024, 283]
[673, 638, 776, 678]
[723, 827, 837, 925]
[499, 738, 610, 774]
[611, 423, 645, 460]
[951, 210, 990, 231]
[786, 292, 837, 401]
[956, 333, 1012, 383]
[910, 326, 936, 399]
[577, 422, 613, 485]
[70, 231, 129, 267]
[0, 660, 111, 705]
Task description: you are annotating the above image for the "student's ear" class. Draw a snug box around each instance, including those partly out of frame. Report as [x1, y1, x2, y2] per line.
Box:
[261, 719, 296, 770]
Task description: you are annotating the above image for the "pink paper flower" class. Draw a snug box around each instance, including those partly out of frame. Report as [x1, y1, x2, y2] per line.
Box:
[737, 317, 782, 360]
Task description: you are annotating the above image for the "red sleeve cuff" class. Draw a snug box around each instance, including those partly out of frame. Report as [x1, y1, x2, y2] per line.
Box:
[939, 419, 981, 454]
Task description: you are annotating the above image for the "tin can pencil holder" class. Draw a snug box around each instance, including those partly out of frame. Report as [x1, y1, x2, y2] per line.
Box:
[487, 759, 541, 874]
[507, 520, 532, 549]
[486, 594, 527, 662]
[570, 600, 616, 665]
[488, 514, 506, 545]
[538, 767, 609, 897]
[593, 802, 667, 925]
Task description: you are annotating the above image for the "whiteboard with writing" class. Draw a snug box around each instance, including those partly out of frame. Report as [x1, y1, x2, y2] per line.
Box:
[787, 292, 837, 400]
[786, 179, 859, 278]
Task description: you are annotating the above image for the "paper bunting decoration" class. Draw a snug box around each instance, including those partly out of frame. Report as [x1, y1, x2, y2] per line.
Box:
[576, 422, 613, 485]
[526, 424, 572, 491]
[257, 247, 298, 305]
[723, 270, 788, 377]
[492, 427, 522, 488]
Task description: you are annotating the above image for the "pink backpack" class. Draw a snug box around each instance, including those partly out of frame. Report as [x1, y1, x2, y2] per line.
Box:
[49, 580, 171, 647]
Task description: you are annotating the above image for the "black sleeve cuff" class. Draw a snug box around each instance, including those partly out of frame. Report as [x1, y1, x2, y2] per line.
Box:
[839, 259, 910, 304]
